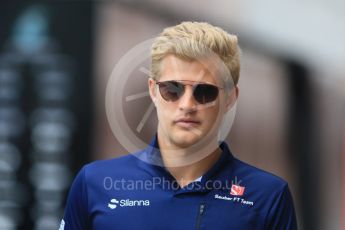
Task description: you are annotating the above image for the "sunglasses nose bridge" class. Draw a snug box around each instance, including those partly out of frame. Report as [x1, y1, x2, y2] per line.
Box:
[177, 85, 197, 109]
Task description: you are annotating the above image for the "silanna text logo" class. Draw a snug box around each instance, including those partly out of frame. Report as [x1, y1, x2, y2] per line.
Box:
[107, 198, 150, 209]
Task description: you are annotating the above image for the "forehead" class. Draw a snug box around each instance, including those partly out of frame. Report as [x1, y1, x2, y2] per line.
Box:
[159, 54, 223, 85]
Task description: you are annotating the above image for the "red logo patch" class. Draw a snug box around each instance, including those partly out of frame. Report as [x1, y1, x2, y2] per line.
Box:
[230, 184, 245, 196]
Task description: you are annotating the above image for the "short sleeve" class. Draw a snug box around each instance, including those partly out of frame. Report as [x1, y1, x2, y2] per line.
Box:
[60, 166, 90, 230]
[265, 184, 298, 230]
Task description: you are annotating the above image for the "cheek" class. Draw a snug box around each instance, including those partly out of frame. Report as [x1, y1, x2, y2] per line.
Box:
[200, 104, 222, 127]
[204, 102, 220, 117]
[156, 102, 175, 122]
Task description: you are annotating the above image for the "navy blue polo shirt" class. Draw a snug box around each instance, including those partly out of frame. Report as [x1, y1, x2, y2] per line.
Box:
[61, 136, 297, 230]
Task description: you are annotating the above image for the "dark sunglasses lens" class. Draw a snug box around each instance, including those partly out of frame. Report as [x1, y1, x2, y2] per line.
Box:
[194, 84, 219, 104]
[158, 81, 184, 102]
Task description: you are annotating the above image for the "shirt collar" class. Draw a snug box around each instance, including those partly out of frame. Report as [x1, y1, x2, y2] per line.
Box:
[136, 135, 235, 191]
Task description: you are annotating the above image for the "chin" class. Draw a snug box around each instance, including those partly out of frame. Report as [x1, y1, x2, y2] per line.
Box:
[171, 132, 203, 148]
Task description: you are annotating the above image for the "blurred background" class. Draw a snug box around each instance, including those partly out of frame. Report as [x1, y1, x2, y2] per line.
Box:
[0, 0, 344, 229]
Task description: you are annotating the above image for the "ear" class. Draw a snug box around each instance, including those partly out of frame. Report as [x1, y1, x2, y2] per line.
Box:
[225, 86, 239, 112]
[148, 78, 157, 103]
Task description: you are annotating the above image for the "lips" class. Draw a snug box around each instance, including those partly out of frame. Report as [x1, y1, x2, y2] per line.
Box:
[174, 118, 201, 128]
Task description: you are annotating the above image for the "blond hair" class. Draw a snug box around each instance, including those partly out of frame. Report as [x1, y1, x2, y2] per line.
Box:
[151, 21, 241, 86]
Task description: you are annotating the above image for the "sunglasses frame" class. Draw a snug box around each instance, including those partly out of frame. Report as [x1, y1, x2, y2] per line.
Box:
[154, 79, 224, 104]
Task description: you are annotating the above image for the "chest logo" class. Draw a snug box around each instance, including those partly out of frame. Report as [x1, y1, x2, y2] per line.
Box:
[108, 198, 150, 209]
[230, 176, 245, 196]
[108, 199, 119, 209]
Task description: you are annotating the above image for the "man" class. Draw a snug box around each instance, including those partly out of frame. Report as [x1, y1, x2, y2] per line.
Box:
[61, 21, 297, 229]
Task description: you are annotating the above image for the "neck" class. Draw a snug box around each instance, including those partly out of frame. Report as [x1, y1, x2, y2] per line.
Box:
[166, 148, 222, 188]
[157, 133, 222, 188]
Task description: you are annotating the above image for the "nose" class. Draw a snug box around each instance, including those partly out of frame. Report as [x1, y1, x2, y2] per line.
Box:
[178, 86, 197, 113]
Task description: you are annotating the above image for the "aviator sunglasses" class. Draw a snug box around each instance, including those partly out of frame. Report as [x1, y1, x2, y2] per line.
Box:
[155, 80, 223, 104]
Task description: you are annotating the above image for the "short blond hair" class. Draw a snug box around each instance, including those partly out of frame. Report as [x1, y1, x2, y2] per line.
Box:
[151, 21, 241, 86]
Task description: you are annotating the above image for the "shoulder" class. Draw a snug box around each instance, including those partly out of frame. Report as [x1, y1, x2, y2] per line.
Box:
[82, 152, 140, 178]
[86, 153, 137, 169]
[232, 158, 288, 187]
